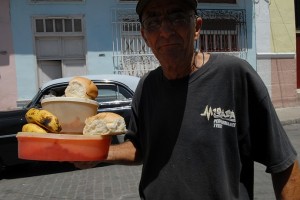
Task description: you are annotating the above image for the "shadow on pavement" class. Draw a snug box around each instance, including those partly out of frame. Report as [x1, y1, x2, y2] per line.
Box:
[0, 161, 111, 179]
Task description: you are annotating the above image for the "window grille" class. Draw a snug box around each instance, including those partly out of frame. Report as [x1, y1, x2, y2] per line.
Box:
[112, 8, 247, 76]
[112, 9, 159, 77]
[197, 9, 247, 57]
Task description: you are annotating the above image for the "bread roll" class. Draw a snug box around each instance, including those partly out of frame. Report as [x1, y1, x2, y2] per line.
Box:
[83, 112, 126, 135]
[65, 77, 98, 100]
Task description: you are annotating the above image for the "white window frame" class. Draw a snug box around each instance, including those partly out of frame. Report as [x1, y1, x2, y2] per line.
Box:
[33, 15, 85, 37]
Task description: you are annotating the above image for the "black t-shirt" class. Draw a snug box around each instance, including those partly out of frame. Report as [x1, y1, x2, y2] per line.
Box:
[125, 53, 297, 200]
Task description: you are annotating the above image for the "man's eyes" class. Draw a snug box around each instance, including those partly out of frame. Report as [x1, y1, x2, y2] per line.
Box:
[142, 11, 191, 30]
[147, 13, 186, 22]
[169, 12, 186, 20]
[145, 17, 160, 25]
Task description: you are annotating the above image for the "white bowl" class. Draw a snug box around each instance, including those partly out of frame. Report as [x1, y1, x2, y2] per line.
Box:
[41, 97, 99, 134]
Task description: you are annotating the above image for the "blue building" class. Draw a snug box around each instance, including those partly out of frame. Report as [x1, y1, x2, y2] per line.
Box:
[1, 0, 298, 109]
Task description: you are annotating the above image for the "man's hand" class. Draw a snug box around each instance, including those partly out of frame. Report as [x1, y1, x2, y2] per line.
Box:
[72, 140, 141, 169]
[272, 160, 300, 200]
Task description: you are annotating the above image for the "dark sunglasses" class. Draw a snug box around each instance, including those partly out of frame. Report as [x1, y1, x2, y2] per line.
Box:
[142, 12, 196, 32]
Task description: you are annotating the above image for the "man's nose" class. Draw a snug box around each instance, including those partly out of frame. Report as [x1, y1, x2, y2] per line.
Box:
[159, 19, 175, 37]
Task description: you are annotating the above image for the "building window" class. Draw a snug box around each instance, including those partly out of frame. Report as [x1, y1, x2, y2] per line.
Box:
[34, 17, 83, 34]
[197, 9, 247, 52]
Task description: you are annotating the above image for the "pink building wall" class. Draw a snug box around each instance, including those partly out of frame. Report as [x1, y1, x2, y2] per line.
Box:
[271, 58, 300, 107]
[0, 0, 18, 111]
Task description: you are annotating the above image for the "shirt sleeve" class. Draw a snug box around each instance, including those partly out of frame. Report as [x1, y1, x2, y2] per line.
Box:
[251, 95, 297, 173]
[234, 59, 298, 174]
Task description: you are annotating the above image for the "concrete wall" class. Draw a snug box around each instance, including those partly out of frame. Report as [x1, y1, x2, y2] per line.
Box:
[0, 0, 18, 111]
[255, 0, 272, 93]
[269, 0, 298, 107]
[270, 0, 296, 52]
[271, 58, 298, 107]
[256, 0, 298, 108]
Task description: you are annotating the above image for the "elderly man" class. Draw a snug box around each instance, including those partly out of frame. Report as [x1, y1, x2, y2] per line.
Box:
[75, 0, 300, 199]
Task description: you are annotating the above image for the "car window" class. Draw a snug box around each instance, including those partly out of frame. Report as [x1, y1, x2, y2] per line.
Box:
[46, 86, 66, 97]
[30, 85, 68, 108]
[96, 84, 132, 103]
[36, 83, 132, 106]
[39, 86, 67, 101]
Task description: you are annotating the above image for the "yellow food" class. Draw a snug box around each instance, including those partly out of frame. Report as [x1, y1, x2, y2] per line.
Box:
[22, 123, 47, 133]
[25, 108, 62, 133]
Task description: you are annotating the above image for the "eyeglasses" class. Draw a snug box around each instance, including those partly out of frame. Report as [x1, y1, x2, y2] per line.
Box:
[141, 12, 196, 32]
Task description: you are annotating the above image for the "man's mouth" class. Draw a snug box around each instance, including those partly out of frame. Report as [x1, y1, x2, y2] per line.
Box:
[158, 43, 180, 50]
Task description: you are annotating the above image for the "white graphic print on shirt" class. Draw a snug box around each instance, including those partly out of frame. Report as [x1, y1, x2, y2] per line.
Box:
[200, 105, 236, 128]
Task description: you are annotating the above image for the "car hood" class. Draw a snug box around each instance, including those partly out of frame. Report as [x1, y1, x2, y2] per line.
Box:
[0, 108, 27, 118]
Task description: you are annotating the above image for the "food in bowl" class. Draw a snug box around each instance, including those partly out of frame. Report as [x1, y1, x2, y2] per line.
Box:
[41, 97, 99, 134]
[24, 108, 62, 133]
[17, 77, 120, 161]
[40, 76, 99, 134]
[22, 123, 48, 134]
[65, 76, 98, 100]
[83, 112, 127, 135]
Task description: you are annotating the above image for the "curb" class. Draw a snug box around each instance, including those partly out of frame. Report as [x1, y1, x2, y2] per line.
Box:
[276, 106, 300, 126]
[281, 118, 300, 126]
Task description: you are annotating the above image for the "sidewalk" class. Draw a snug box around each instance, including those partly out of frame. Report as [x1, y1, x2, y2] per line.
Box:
[276, 106, 300, 125]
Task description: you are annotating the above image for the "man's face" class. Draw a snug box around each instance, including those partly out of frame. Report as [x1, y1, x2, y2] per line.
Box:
[140, 0, 202, 67]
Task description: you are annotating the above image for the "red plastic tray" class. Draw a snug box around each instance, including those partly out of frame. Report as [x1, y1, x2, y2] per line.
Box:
[17, 132, 111, 161]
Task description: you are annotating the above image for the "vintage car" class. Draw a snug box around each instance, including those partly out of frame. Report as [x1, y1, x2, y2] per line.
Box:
[0, 74, 140, 170]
